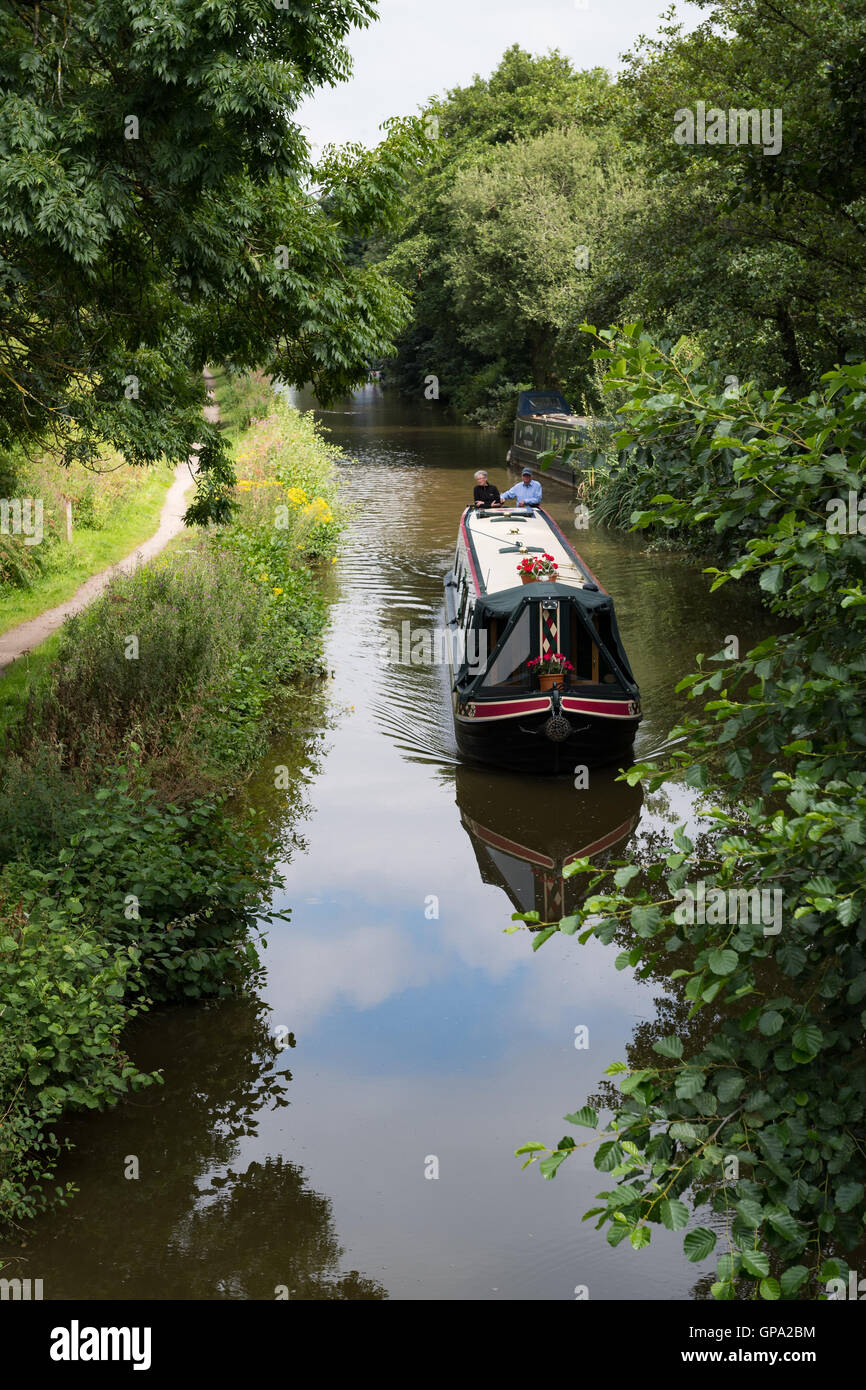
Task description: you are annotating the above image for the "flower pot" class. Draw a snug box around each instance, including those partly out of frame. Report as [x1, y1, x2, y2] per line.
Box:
[520, 573, 540, 584]
[538, 672, 566, 691]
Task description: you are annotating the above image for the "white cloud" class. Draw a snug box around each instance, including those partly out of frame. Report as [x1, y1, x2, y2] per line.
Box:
[296, 0, 699, 152]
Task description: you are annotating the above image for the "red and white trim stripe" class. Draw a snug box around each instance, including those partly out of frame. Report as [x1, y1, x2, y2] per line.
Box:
[561, 696, 639, 720]
[457, 695, 639, 723]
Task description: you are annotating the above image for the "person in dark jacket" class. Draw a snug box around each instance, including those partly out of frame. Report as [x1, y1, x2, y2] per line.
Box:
[473, 470, 501, 507]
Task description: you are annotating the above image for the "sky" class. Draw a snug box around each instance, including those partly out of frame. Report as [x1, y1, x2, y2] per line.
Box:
[296, 0, 698, 153]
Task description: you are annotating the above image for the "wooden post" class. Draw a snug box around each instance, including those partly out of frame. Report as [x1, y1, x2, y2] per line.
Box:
[61, 495, 73, 542]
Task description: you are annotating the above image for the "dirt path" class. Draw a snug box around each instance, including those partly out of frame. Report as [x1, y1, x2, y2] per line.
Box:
[0, 373, 218, 676]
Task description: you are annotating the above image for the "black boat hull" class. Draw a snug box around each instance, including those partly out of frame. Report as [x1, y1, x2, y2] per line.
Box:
[453, 704, 640, 775]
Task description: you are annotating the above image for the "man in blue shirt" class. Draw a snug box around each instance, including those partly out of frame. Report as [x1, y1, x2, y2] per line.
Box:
[501, 468, 542, 507]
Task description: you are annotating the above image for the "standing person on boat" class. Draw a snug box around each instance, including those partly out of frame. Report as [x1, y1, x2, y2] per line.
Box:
[501, 468, 542, 507]
[473, 470, 501, 508]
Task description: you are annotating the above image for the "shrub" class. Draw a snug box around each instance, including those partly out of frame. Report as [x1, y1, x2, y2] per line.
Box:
[517, 325, 866, 1300]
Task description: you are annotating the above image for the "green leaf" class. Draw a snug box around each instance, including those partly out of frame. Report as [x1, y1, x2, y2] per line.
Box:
[758, 1010, 784, 1036]
[673, 825, 694, 853]
[759, 565, 783, 594]
[736, 1198, 764, 1228]
[741, 1248, 770, 1278]
[514, 1142, 546, 1155]
[563, 1107, 598, 1129]
[620, 1069, 656, 1094]
[792, 1024, 822, 1058]
[660, 1198, 689, 1231]
[683, 1227, 716, 1261]
[630, 903, 661, 936]
[716, 1072, 745, 1101]
[614, 865, 640, 888]
[767, 1209, 802, 1242]
[539, 1152, 568, 1179]
[779, 1265, 809, 1296]
[675, 1070, 705, 1099]
[835, 1181, 864, 1213]
[594, 1141, 625, 1172]
[708, 948, 738, 975]
[759, 1277, 781, 1301]
[669, 1122, 698, 1143]
[630, 1226, 651, 1249]
[711, 1279, 736, 1299]
[531, 927, 556, 951]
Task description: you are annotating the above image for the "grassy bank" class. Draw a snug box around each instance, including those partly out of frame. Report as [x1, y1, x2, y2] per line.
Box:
[0, 449, 176, 635]
[0, 376, 344, 1233]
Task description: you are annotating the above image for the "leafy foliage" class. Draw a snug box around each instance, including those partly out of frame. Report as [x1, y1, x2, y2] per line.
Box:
[614, 0, 866, 391]
[375, 48, 631, 415]
[516, 325, 866, 1299]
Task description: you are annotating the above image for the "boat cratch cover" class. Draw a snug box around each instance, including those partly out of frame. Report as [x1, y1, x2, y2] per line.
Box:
[454, 579, 637, 695]
[516, 390, 573, 418]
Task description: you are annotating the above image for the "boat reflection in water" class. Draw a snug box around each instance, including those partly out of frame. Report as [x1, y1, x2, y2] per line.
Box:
[455, 763, 643, 923]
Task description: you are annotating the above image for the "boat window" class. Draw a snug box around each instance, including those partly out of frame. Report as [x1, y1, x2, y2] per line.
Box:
[569, 608, 618, 685]
[482, 609, 532, 688]
[458, 580, 470, 624]
[518, 421, 542, 452]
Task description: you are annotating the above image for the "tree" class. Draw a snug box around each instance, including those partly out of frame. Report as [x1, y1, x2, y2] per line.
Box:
[0, 0, 423, 521]
[375, 48, 629, 418]
[442, 126, 639, 387]
[608, 0, 866, 391]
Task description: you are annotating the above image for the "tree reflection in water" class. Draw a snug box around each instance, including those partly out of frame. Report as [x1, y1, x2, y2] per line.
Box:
[0, 961, 384, 1301]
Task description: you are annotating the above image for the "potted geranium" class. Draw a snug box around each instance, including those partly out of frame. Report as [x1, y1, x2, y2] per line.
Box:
[517, 553, 559, 584]
[528, 652, 574, 691]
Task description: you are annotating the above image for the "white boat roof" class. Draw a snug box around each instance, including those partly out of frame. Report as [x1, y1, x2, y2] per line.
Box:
[519, 411, 588, 426]
[463, 506, 601, 598]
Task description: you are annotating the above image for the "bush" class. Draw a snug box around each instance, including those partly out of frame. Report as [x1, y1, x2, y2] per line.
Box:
[518, 325, 866, 1300]
[0, 878, 157, 1227]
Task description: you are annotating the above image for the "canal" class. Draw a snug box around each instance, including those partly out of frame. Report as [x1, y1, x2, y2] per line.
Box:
[6, 385, 773, 1300]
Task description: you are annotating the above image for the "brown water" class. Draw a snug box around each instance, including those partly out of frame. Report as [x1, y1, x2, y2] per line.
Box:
[4, 385, 774, 1301]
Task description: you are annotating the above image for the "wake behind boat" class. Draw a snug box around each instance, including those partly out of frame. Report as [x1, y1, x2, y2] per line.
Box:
[444, 504, 642, 773]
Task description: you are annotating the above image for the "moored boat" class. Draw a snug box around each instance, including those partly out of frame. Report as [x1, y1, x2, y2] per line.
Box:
[507, 389, 592, 486]
[444, 502, 642, 773]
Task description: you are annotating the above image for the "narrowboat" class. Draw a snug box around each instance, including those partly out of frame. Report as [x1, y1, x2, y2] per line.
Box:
[506, 389, 592, 485]
[444, 503, 642, 773]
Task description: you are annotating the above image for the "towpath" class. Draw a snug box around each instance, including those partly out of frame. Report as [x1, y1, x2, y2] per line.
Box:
[0, 373, 217, 676]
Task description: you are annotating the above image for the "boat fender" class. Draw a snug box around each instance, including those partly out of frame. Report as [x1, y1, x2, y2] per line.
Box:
[544, 687, 572, 743]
